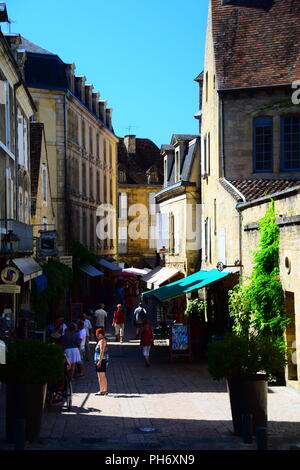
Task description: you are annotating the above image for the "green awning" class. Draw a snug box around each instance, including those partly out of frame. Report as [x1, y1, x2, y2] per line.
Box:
[141, 269, 232, 303]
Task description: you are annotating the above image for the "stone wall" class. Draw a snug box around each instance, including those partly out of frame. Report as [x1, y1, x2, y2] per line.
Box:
[30, 87, 118, 256]
[240, 191, 300, 390]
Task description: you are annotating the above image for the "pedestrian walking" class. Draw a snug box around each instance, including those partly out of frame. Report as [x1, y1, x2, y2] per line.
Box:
[93, 303, 107, 334]
[94, 328, 109, 395]
[77, 320, 87, 364]
[49, 324, 63, 345]
[139, 318, 154, 367]
[80, 313, 93, 361]
[112, 304, 125, 343]
[62, 323, 84, 380]
[133, 302, 148, 339]
[117, 285, 124, 304]
[125, 295, 133, 319]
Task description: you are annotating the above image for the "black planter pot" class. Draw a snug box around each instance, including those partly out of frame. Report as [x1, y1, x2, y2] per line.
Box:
[6, 382, 47, 442]
[227, 374, 268, 436]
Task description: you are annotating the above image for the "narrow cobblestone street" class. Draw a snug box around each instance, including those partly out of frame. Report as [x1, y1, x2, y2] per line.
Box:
[1, 315, 300, 452]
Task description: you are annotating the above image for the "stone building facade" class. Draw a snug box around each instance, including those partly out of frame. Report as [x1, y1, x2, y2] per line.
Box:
[0, 17, 37, 326]
[117, 135, 163, 268]
[200, 0, 300, 386]
[15, 36, 118, 257]
[235, 187, 300, 390]
[155, 134, 201, 277]
[30, 122, 55, 239]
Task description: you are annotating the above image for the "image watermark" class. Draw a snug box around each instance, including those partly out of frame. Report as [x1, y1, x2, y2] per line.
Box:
[291, 81, 300, 105]
[95, 203, 203, 251]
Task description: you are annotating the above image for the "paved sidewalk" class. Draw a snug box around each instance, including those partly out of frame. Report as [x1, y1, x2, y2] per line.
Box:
[1, 318, 300, 451]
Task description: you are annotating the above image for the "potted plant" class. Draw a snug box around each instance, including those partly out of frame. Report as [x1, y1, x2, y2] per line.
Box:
[207, 331, 287, 435]
[0, 338, 64, 442]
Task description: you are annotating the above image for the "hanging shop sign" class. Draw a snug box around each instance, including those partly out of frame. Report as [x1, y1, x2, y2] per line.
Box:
[1, 266, 20, 284]
[37, 230, 58, 258]
[59, 256, 73, 269]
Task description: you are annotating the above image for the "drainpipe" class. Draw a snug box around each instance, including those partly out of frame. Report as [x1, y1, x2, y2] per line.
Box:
[14, 81, 22, 222]
[63, 94, 69, 254]
[220, 96, 225, 178]
[236, 203, 245, 279]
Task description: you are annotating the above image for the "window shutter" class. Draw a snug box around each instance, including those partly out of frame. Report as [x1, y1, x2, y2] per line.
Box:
[218, 228, 226, 265]
[201, 216, 206, 262]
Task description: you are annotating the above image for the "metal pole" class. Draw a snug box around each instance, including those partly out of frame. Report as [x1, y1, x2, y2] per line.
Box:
[242, 413, 253, 444]
[256, 426, 268, 450]
[14, 418, 25, 450]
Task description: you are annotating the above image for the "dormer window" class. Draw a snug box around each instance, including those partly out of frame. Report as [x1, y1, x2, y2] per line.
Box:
[175, 150, 181, 182]
[118, 167, 126, 183]
[146, 166, 158, 184]
[164, 158, 168, 186]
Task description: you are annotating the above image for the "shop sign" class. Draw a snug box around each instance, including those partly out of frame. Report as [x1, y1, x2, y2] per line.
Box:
[1, 266, 20, 284]
[0, 340, 5, 364]
[37, 230, 58, 257]
[169, 323, 192, 362]
[0, 284, 21, 294]
[59, 256, 73, 269]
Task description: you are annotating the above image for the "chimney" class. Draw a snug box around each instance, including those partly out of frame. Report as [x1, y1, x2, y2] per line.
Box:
[75, 75, 86, 102]
[99, 100, 107, 125]
[124, 135, 136, 154]
[106, 108, 113, 131]
[66, 63, 75, 94]
[92, 92, 100, 117]
[85, 84, 93, 110]
[0, 3, 8, 22]
[16, 48, 26, 79]
[5, 33, 21, 57]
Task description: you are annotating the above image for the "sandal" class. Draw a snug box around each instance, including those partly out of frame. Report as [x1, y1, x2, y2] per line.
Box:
[100, 391, 108, 395]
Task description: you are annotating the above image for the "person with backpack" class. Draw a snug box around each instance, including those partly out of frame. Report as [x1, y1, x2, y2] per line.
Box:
[133, 302, 147, 339]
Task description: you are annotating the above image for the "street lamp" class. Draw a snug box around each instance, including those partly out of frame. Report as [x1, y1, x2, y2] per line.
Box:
[1, 230, 20, 253]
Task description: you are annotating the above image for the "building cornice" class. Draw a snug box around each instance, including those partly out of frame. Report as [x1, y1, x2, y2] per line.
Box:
[155, 181, 197, 203]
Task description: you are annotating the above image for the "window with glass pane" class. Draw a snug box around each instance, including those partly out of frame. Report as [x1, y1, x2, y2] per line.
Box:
[281, 115, 300, 171]
[253, 117, 273, 172]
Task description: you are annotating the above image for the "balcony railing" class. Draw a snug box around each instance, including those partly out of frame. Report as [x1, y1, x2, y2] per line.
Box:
[0, 219, 33, 253]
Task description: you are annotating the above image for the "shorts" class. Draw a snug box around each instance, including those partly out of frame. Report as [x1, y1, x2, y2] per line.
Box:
[114, 323, 124, 336]
[95, 359, 107, 373]
[142, 346, 151, 356]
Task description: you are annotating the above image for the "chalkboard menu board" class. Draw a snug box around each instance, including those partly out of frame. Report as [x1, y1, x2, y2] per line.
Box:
[169, 323, 192, 362]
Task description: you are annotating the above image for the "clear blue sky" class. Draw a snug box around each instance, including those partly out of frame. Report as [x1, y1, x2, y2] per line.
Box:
[5, 0, 209, 148]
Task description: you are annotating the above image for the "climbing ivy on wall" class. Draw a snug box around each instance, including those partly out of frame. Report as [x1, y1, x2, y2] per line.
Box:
[229, 200, 289, 338]
[249, 200, 287, 336]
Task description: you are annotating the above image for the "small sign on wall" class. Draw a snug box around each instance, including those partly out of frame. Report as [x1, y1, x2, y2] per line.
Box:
[0, 284, 21, 294]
